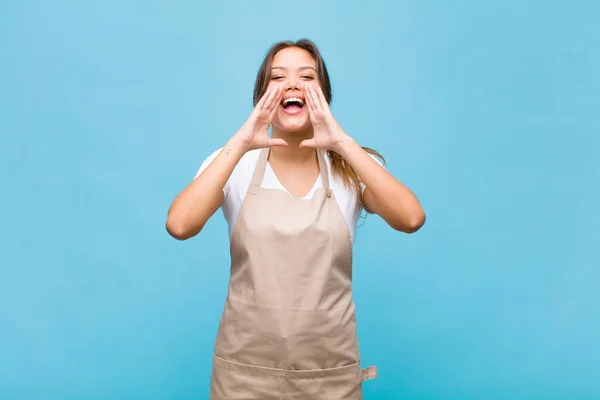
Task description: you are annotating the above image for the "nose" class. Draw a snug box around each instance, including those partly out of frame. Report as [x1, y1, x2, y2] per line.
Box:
[285, 75, 300, 92]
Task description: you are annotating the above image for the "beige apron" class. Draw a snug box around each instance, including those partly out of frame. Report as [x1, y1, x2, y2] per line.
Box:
[210, 148, 377, 399]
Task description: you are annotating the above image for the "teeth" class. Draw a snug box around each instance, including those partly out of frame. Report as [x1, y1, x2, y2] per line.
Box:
[283, 97, 304, 106]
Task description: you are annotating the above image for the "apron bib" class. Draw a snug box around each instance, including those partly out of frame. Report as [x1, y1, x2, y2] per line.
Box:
[210, 148, 377, 399]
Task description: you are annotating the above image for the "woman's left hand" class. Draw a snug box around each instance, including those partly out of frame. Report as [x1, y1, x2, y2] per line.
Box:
[300, 82, 354, 151]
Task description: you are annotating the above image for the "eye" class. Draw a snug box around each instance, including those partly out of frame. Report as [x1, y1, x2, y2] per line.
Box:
[271, 75, 285, 81]
[301, 75, 315, 80]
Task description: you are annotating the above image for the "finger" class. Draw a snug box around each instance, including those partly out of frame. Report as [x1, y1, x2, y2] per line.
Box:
[269, 85, 285, 111]
[267, 84, 284, 112]
[255, 87, 274, 109]
[262, 83, 283, 110]
[261, 85, 281, 110]
[299, 138, 317, 148]
[267, 87, 284, 118]
[307, 83, 322, 111]
[303, 82, 317, 112]
[316, 86, 328, 109]
[303, 82, 313, 108]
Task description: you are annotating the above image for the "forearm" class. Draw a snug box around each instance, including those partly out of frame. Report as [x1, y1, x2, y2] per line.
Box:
[166, 137, 247, 240]
[334, 139, 425, 232]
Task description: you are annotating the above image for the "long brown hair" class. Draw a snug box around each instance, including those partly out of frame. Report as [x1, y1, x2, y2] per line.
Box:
[253, 39, 385, 207]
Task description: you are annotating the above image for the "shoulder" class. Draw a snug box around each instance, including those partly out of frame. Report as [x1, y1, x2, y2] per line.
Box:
[239, 148, 262, 169]
[366, 151, 385, 167]
[323, 149, 385, 184]
[322, 152, 355, 198]
[194, 148, 221, 178]
[195, 147, 262, 178]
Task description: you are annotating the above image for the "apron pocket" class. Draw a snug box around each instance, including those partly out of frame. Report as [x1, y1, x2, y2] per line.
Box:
[282, 362, 364, 400]
[211, 356, 376, 400]
[210, 356, 284, 399]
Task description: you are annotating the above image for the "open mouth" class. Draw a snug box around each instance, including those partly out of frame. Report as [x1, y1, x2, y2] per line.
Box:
[281, 97, 305, 115]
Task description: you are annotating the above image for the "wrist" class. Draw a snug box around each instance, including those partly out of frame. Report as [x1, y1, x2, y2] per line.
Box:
[331, 136, 357, 156]
[226, 136, 251, 157]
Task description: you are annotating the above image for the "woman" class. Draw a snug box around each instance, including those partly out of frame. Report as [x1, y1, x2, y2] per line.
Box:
[166, 39, 425, 399]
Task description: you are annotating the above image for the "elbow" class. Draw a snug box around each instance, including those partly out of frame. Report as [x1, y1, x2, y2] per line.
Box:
[406, 210, 426, 233]
[393, 210, 426, 234]
[165, 217, 200, 241]
[166, 220, 189, 240]
[405, 212, 426, 233]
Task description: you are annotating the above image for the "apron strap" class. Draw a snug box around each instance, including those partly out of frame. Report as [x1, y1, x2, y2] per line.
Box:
[250, 148, 331, 190]
[316, 149, 330, 191]
[250, 148, 270, 187]
[359, 366, 378, 382]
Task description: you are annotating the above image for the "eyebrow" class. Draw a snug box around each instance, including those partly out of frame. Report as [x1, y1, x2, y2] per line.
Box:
[271, 66, 317, 72]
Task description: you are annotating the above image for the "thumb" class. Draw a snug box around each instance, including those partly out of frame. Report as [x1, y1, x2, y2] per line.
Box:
[268, 138, 288, 147]
[299, 138, 317, 148]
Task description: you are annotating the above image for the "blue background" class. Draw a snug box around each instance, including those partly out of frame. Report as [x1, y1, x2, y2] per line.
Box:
[1, 1, 598, 399]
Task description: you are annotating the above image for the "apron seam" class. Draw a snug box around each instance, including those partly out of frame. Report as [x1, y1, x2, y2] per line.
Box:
[214, 355, 362, 378]
[224, 296, 357, 312]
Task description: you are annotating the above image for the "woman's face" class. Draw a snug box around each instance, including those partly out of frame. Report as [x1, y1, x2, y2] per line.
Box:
[269, 47, 318, 133]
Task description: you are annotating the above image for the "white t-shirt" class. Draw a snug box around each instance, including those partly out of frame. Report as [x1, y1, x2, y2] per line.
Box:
[195, 148, 381, 244]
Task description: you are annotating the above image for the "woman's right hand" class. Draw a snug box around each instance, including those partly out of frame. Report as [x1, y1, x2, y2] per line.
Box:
[166, 84, 287, 241]
[233, 83, 287, 151]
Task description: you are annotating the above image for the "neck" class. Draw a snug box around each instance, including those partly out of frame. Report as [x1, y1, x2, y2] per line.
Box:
[269, 126, 317, 164]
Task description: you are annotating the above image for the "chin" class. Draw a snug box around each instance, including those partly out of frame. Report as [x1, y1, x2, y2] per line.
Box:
[273, 113, 311, 133]
[276, 122, 311, 133]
